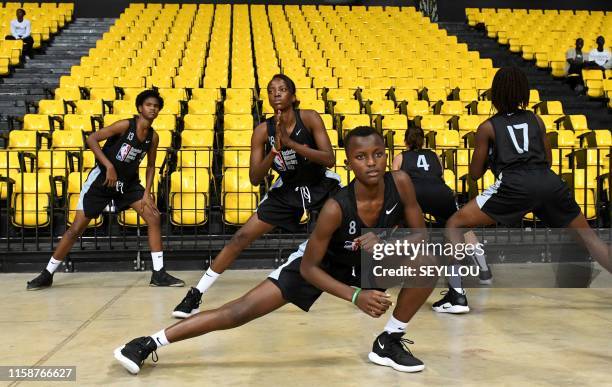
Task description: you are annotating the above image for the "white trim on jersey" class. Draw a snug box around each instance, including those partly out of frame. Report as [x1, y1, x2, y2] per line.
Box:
[76, 166, 101, 211]
[476, 173, 503, 209]
[268, 240, 308, 280]
[324, 169, 343, 187]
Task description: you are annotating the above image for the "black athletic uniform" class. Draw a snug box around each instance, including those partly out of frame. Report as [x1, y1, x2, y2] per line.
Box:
[77, 118, 153, 218]
[400, 149, 456, 226]
[268, 172, 405, 311]
[257, 108, 341, 231]
[477, 110, 580, 226]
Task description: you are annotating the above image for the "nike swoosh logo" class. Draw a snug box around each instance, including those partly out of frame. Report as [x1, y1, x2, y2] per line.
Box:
[442, 304, 452, 309]
[377, 339, 385, 349]
[146, 141, 151, 144]
[295, 129, 302, 136]
[156, 337, 162, 345]
[385, 203, 398, 215]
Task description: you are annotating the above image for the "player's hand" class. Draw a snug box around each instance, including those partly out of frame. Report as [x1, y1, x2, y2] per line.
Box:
[355, 232, 382, 253]
[141, 192, 159, 216]
[355, 290, 392, 318]
[104, 165, 117, 188]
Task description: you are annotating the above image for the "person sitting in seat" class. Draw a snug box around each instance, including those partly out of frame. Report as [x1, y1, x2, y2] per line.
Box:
[5, 8, 34, 60]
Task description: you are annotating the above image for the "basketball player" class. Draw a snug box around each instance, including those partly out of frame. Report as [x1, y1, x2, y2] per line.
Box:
[392, 127, 492, 314]
[446, 66, 611, 275]
[114, 127, 435, 374]
[171, 74, 341, 318]
[26, 90, 184, 290]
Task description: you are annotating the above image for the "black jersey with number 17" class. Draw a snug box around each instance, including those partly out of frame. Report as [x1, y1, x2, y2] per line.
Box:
[488, 110, 548, 176]
[324, 172, 405, 267]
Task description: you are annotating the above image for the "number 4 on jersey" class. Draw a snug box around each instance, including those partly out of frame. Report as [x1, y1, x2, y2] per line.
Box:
[417, 154, 430, 171]
[506, 123, 529, 154]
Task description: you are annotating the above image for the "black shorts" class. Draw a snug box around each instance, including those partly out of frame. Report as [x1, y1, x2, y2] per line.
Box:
[476, 168, 581, 227]
[77, 166, 145, 219]
[268, 241, 361, 312]
[413, 179, 457, 227]
[257, 172, 342, 232]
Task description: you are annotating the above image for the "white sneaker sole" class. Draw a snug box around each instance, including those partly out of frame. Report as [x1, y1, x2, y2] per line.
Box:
[432, 304, 470, 314]
[368, 352, 425, 373]
[171, 309, 199, 319]
[479, 278, 493, 285]
[149, 282, 185, 287]
[114, 346, 140, 375]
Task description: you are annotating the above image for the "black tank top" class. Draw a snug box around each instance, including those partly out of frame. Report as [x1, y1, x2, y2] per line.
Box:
[324, 172, 405, 267]
[98, 118, 153, 184]
[488, 110, 548, 176]
[400, 149, 444, 183]
[266, 109, 326, 186]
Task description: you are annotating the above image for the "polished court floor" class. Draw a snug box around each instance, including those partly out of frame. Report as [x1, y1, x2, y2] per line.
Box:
[1, 269, 611, 386]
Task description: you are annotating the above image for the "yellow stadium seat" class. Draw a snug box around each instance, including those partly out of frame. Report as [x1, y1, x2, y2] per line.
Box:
[181, 130, 214, 148]
[11, 172, 52, 228]
[188, 99, 217, 114]
[66, 172, 102, 227]
[406, 100, 430, 119]
[170, 169, 210, 226]
[224, 114, 254, 131]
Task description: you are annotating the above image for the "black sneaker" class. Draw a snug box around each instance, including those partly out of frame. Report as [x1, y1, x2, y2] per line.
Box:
[26, 270, 53, 291]
[150, 269, 185, 287]
[479, 265, 493, 285]
[432, 287, 470, 314]
[172, 287, 202, 319]
[368, 332, 425, 373]
[114, 336, 158, 375]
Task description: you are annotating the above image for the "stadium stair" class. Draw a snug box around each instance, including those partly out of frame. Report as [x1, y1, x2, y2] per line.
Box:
[440, 22, 610, 130]
[0, 18, 115, 136]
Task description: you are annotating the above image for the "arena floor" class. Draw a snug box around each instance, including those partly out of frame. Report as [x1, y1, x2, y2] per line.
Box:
[2, 269, 611, 386]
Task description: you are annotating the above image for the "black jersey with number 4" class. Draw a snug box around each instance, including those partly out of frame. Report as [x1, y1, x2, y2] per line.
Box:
[266, 109, 326, 187]
[324, 172, 405, 267]
[400, 149, 444, 183]
[488, 110, 548, 176]
[98, 118, 154, 183]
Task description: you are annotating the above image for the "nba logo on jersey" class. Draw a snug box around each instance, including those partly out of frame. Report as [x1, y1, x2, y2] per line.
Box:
[343, 240, 360, 251]
[116, 143, 132, 161]
[273, 153, 287, 171]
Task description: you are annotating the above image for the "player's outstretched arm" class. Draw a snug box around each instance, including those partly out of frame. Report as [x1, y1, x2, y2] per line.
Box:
[469, 121, 494, 180]
[300, 199, 392, 318]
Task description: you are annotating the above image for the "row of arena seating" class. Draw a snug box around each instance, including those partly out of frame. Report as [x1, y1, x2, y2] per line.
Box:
[0, 2, 73, 75]
[1, 4, 610, 231]
[466, 8, 612, 105]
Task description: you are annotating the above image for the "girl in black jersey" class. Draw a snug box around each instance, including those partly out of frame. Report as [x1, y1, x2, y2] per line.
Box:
[115, 127, 435, 375]
[171, 74, 341, 318]
[446, 67, 611, 274]
[392, 128, 492, 314]
[26, 90, 184, 290]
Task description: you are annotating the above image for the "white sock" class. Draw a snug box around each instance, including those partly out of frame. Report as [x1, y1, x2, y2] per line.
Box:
[150, 329, 169, 348]
[46, 257, 62, 274]
[384, 315, 408, 334]
[473, 252, 488, 271]
[447, 264, 463, 291]
[196, 267, 220, 294]
[151, 251, 164, 271]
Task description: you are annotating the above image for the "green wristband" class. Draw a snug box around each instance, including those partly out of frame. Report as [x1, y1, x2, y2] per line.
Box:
[351, 287, 362, 305]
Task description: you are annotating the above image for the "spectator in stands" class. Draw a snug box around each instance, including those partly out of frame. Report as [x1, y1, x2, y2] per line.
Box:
[565, 38, 585, 92]
[585, 36, 611, 73]
[5, 8, 33, 60]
